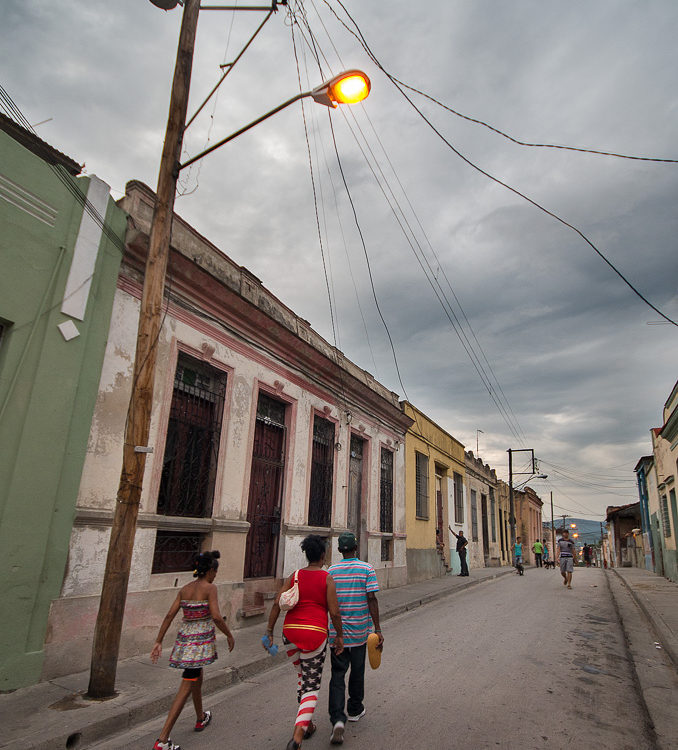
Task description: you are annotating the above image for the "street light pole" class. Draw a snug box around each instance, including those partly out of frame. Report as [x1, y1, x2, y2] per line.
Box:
[85, 3, 370, 695]
[87, 0, 201, 699]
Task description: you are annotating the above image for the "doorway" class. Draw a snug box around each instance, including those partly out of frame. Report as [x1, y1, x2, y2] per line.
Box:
[348, 434, 365, 556]
[244, 393, 286, 579]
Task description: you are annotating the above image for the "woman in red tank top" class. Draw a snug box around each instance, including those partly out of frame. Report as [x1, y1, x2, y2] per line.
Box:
[265, 535, 344, 749]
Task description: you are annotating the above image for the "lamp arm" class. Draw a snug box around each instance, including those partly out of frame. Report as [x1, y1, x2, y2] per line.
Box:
[179, 90, 309, 171]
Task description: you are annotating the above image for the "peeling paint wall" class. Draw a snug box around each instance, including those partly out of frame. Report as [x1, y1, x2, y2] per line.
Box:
[41, 182, 410, 680]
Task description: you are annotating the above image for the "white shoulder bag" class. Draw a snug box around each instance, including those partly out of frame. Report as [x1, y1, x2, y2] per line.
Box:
[279, 569, 300, 612]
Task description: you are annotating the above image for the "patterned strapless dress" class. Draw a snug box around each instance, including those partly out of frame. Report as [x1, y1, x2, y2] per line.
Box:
[169, 600, 217, 670]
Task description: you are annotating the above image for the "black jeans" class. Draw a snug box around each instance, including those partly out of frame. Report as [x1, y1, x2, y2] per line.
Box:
[535, 553, 542, 567]
[459, 549, 469, 576]
[329, 644, 366, 724]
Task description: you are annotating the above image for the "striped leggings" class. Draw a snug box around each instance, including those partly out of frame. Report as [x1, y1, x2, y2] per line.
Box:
[285, 638, 328, 730]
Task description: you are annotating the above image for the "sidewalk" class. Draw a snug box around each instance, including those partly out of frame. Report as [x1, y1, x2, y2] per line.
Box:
[606, 567, 678, 750]
[611, 566, 678, 668]
[0, 566, 512, 750]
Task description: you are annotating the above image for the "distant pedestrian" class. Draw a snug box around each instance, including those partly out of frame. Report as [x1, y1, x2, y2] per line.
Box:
[150, 550, 235, 750]
[542, 539, 552, 568]
[265, 535, 344, 750]
[327, 531, 383, 745]
[532, 539, 544, 567]
[449, 526, 469, 576]
[557, 530, 576, 589]
[513, 536, 523, 567]
[583, 544, 592, 568]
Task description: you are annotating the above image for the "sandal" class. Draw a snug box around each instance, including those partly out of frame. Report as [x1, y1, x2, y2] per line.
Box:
[304, 722, 317, 739]
[285, 740, 300, 750]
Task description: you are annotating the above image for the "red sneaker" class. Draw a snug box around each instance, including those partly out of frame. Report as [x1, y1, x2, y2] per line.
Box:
[195, 710, 212, 731]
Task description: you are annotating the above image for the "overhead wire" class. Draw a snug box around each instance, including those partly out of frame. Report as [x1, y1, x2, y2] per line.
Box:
[296, 0, 529, 445]
[289, 9, 350, 418]
[324, 0, 678, 329]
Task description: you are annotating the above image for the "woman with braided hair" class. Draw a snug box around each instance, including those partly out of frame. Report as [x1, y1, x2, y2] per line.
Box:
[150, 550, 235, 750]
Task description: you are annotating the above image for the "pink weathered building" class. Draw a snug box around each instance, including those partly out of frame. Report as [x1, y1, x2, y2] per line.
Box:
[42, 181, 411, 679]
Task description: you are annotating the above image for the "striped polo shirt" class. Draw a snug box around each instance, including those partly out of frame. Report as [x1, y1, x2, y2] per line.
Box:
[328, 557, 379, 647]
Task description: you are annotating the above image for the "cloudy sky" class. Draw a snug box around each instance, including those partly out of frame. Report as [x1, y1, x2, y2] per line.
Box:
[3, 0, 677, 521]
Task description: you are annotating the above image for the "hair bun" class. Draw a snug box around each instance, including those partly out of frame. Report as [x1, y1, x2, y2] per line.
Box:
[211, 550, 221, 560]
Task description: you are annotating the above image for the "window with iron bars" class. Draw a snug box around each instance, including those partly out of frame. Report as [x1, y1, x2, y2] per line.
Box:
[471, 489, 478, 541]
[453, 472, 464, 524]
[153, 356, 226, 574]
[308, 415, 334, 527]
[661, 494, 672, 537]
[490, 492, 497, 542]
[380, 448, 394, 534]
[152, 531, 204, 574]
[157, 358, 226, 518]
[415, 451, 429, 519]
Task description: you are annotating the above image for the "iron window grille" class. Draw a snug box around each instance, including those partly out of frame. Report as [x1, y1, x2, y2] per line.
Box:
[381, 537, 392, 562]
[454, 472, 464, 524]
[157, 358, 226, 519]
[471, 490, 478, 541]
[490, 492, 497, 542]
[415, 451, 429, 519]
[661, 494, 672, 537]
[380, 448, 394, 534]
[152, 531, 204, 574]
[308, 415, 334, 528]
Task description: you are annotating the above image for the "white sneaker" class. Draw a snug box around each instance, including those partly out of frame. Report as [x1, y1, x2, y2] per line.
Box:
[347, 708, 366, 722]
[330, 721, 345, 745]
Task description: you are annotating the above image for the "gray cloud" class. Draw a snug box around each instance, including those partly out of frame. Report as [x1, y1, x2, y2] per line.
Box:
[2, 0, 677, 519]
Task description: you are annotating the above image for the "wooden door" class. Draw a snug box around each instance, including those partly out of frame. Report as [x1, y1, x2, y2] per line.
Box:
[244, 401, 286, 578]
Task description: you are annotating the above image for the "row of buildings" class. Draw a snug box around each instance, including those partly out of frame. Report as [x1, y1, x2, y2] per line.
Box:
[633, 380, 678, 582]
[0, 115, 543, 691]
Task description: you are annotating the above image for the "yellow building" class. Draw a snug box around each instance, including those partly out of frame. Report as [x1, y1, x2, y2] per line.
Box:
[402, 402, 466, 582]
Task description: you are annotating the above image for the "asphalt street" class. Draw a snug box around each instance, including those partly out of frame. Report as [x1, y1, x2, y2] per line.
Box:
[90, 568, 655, 750]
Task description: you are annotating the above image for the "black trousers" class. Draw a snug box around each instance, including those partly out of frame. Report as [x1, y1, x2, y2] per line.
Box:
[535, 553, 543, 567]
[329, 644, 366, 724]
[459, 549, 469, 576]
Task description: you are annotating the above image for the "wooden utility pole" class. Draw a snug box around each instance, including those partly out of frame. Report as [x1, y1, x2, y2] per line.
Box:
[87, 0, 200, 698]
[550, 491, 555, 559]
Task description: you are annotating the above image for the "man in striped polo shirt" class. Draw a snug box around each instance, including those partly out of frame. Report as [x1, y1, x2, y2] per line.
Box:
[327, 532, 383, 745]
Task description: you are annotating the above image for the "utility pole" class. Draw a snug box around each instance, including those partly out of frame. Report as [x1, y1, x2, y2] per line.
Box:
[507, 447, 536, 563]
[87, 0, 201, 699]
[550, 491, 555, 558]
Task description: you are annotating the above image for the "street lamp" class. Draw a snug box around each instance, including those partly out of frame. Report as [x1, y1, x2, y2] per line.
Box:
[180, 70, 371, 169]
[513, 474, 548, 491]
[88, 0, 370, 699]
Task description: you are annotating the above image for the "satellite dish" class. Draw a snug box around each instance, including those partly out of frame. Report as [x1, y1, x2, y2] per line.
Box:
[149, 0, 181, 9]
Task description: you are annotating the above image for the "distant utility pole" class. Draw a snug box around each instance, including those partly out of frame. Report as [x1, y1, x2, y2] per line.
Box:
[507, 448, 537, 559]
[87, 0, 201, 699]
[550, 491, 555, 557]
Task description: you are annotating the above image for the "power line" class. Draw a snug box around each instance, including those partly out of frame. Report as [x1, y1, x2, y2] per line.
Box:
[325, 1, 678, 329]
[295, 1, 530, 445]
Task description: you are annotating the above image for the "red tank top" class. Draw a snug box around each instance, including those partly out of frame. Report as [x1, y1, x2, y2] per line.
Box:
[282, 569, 329, 651]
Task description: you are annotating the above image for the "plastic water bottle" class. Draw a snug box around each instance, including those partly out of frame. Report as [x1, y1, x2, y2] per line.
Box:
[261, 634, 278, 656]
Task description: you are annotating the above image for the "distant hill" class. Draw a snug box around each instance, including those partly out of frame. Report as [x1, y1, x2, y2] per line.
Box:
[543, 517, 602, 545]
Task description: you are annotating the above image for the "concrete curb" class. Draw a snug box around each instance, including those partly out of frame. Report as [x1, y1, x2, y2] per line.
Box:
[605, 570, 678, 750]
[611, 568, 678, 670]
[3, 569, 513, 750]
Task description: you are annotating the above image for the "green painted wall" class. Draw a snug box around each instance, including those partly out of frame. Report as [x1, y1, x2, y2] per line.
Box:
[0, 128, 125, 690]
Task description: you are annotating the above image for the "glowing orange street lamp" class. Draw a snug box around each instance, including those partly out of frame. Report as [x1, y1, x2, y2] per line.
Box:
[312, 70, 371, 107]
[181, 69, 371, 170]
[573, 533, 579, 538]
